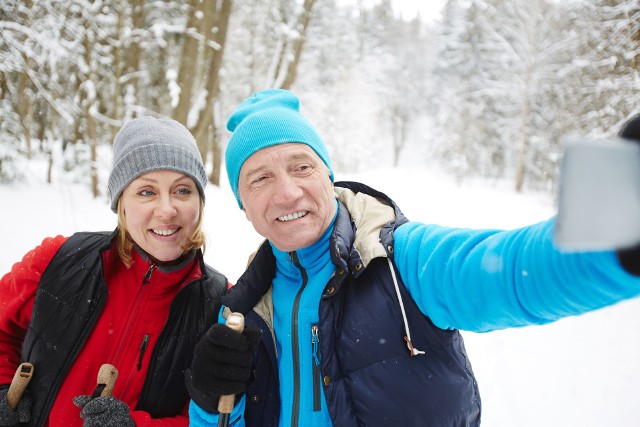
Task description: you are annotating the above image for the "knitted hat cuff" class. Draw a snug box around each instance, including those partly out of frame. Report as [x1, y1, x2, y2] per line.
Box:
[108, 144, 207, 211]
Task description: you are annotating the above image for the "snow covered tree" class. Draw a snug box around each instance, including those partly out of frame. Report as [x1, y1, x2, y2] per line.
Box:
[562, 0, 640, 135]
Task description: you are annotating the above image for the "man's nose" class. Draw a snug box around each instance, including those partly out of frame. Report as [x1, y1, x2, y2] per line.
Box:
[272, 174, 303, 204]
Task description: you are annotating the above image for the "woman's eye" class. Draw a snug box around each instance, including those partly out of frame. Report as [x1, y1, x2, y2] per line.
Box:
[138, 189, 155, 197]
[176, 187, 193, 195]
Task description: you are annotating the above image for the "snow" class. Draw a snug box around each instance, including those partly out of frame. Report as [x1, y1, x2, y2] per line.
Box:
[2, 159, 639, 427]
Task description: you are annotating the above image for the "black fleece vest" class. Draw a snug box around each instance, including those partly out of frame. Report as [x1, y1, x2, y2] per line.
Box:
[21, 231, 226, 426]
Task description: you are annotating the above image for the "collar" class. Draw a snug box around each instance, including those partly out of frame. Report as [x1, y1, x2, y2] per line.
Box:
[133, 244, 197, 273]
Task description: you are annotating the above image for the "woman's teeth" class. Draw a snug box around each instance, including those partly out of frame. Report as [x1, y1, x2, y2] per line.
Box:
[153, 228, 178, 236]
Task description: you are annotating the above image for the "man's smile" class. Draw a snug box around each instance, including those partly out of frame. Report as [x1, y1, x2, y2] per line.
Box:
[277, 211, 308, 222]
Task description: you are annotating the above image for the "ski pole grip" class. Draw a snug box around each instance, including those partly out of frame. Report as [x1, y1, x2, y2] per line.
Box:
[6, 363, 33, 411]
[94, 364, 118, 398]
[217, 312, 245, 414]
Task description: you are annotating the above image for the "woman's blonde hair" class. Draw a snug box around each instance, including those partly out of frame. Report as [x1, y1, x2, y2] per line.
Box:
[115, 198, 207, 266]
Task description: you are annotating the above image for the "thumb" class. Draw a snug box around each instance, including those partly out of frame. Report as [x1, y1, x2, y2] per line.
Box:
[73, 395, 92, 409]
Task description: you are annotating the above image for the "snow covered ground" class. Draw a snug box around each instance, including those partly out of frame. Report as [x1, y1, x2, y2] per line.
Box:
[2, 160, 639, 426]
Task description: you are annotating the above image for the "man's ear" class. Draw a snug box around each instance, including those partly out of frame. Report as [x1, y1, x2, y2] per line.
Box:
[242, 206, 251, 222]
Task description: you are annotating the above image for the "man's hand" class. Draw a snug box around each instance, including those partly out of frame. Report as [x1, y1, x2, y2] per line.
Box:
[73, 395, 134, 427]
[185, 323, 262, 413]
[0, 386, 31, 426]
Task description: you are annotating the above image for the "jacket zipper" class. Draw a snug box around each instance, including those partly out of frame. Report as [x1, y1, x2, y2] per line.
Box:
[311, 324, 321, 412]
[137, 334, 150, 371]
[289, 251, 308, 427]
[142, 263, 156, 284]
[110, 261, 155, 398]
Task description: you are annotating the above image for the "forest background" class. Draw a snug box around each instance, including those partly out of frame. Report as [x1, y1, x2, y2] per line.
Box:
[1, 0, 639, 197]
[1, 1, 640, 426]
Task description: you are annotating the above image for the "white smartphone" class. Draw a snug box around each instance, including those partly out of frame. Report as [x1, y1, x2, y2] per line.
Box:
[555, 136, 640, 251]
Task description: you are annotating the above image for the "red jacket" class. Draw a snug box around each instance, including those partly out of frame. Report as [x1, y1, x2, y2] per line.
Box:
[0, 235, 214, 426]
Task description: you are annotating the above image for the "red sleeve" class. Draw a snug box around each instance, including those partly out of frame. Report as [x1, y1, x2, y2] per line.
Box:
[0, 235, 68, 384]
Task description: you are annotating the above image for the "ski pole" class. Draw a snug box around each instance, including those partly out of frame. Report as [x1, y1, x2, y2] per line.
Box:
[6, 363, 33, 410]
[91, 364, 118, 399]
[218, 312, 244, 427]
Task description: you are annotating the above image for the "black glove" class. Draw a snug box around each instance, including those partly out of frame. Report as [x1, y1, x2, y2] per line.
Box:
[0, 385, 31, 426]
[72, 395, 134, 427]
[185, 323, 262, 413]
[617, 245, 640, 276]
[617, 115, 640, 276]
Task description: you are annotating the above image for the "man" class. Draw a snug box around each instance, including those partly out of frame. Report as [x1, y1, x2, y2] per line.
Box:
[185, 89, 640, 427]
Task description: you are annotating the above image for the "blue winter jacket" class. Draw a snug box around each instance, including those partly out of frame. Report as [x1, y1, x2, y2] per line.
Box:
[189, 181, 640, 427]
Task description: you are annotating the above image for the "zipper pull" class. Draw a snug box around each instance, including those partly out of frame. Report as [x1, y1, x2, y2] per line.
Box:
[137, 334, 150, 370]
[142, 263, 156, 284]
[311, 325, 320, 366]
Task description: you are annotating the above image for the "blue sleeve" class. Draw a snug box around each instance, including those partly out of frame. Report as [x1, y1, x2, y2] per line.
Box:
[393, 218, 640, 332]
[188, 397, 246, 426]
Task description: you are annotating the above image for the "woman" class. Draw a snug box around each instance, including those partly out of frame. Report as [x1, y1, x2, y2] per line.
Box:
[0, 116, 228, 426]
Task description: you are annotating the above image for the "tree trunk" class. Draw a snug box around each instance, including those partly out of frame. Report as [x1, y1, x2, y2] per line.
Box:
[16, 69, 32, 158]
[0, 72, 7, 99]
[82, 19, 99, 198]
[633, 5, 640, 70]
[279, 0, 316, 90]
[173, 0, 204, 125]
[46, 117, 54, 184]
[111, 0, 125, 139]
[514, 94, 530, 193]
[190, 0, 232, 150]
[209, 100, 222, 186]
[391, 107, 407, 168]
[124, 0, 144, 117]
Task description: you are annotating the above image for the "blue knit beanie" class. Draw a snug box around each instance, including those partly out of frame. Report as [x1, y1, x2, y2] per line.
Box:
[108, 116, 207, 212]
[225, 89, 333, 208]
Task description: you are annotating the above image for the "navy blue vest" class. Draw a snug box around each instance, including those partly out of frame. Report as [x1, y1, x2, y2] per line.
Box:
[223, 182, 481, 427]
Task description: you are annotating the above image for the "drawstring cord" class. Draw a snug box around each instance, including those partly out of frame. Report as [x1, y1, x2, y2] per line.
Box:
[387, 259, 426, 357]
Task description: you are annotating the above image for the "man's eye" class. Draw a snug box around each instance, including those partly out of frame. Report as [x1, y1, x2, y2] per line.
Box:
[296, 164, 313, 173]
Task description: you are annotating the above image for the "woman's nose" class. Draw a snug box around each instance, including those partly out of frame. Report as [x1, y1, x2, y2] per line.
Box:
[155, 195, 178, 218]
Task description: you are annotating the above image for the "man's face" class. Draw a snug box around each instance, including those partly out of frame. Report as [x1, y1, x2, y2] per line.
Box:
[238, 143, 336, 252]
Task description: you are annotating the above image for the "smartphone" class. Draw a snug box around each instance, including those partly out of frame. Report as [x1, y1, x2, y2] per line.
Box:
[555, 136, 640, 251]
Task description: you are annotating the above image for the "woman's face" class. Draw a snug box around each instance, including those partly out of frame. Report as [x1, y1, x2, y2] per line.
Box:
[120, 170, 201, 262]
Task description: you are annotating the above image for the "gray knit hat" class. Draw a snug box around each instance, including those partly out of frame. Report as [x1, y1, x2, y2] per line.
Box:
[108, 116, 207, 212]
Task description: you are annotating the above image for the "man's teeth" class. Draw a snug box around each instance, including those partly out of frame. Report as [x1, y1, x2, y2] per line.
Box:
[278, 211, 306, 222]
[153, 228, 178, 236]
